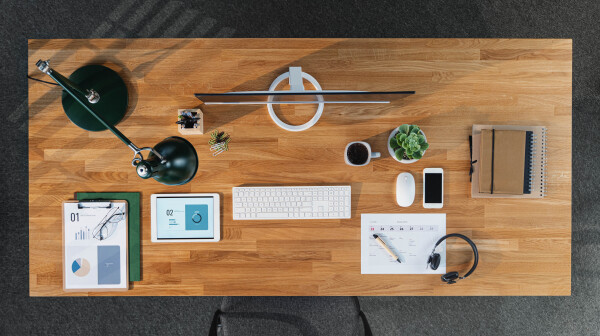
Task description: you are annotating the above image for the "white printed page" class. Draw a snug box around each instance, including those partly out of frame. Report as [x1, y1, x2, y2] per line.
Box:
[361, 213, 446, 274]
[63, 202, 128, 290]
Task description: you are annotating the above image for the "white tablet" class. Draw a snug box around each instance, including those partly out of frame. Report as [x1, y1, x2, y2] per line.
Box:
[151, 193, 220, 243]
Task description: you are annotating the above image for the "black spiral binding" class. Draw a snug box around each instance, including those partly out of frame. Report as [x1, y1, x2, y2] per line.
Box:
[529, 133, 536, 193]
[530, 128, 548, 197]
[490, 129, 495, 194]
[540, 128, 547, 197]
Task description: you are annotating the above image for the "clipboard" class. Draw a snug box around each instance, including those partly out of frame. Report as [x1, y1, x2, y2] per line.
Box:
[62, 200, 129, 292]
[75, 192, 141, 281]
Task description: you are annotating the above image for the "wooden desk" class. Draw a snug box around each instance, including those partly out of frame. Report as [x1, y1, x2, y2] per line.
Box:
[28, 39, 572, 296]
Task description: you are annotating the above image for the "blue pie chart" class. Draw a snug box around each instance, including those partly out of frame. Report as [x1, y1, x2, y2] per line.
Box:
[71, 258, 91, 277]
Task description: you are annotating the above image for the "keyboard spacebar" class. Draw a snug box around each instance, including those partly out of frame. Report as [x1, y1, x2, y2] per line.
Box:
[257, 213, 289, 219]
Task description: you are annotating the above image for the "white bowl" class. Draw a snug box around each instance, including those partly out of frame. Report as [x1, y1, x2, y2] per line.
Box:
[387, 128, 427, 164]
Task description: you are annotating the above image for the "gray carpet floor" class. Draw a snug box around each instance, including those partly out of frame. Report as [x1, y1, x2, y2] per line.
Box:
[1, 0, 598, 335]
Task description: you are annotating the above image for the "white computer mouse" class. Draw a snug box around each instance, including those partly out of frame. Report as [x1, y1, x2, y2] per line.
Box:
[396, 172, 415, 207]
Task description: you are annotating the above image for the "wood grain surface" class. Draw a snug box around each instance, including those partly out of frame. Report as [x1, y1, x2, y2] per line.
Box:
[28, 39, 572, 296]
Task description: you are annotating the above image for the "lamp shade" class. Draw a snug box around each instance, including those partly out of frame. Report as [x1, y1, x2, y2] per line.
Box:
[135, 136, 198, 185]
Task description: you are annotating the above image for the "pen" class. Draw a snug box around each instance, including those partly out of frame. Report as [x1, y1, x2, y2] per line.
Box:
[373, 234, 401, 263]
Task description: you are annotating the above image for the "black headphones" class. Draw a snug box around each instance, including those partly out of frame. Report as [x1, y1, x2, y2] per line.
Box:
[427, 233, 479, 284]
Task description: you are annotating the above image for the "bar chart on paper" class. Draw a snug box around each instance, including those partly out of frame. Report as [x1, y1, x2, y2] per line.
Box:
[74, 227, 91, 240]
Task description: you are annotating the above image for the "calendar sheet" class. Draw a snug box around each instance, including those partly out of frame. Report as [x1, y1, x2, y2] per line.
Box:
[361, 213, 446, 274]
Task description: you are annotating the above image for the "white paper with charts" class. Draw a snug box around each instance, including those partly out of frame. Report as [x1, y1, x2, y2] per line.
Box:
[361, 213, 446, 274]
[63, 201, 128, 291]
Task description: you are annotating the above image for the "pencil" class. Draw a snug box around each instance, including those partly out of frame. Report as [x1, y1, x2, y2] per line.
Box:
[373, 234, 401, 263]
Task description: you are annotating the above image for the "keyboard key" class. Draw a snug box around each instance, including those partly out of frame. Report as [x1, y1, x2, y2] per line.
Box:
[261, 213, 288, 218]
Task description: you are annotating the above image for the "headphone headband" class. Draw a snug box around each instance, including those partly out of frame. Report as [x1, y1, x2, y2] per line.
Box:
[432, 233, 479, 280]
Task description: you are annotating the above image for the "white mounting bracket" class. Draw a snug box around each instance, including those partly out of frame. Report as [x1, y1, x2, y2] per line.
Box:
[267, 67, 324, 132]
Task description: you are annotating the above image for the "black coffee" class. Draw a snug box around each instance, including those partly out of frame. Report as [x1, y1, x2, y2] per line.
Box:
[347, 143, 369, 165]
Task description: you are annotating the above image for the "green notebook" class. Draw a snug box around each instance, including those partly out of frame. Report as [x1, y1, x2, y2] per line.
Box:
[76, 192, 141, 282]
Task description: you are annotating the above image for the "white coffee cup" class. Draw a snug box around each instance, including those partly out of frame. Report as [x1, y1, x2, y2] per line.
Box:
[345, 141, 381, 166]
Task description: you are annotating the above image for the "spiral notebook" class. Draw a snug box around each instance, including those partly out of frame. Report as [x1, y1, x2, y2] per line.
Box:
[471, 125, 547, 198]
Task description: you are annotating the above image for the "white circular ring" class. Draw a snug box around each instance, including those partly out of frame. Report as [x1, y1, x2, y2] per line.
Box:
[267, 71, 324, 132]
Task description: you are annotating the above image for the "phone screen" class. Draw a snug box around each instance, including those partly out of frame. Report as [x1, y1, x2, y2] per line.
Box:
[424, 173, 443, 204]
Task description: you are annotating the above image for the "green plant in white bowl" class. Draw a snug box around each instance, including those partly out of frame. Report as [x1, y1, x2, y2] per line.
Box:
[389, 124, 429, 161]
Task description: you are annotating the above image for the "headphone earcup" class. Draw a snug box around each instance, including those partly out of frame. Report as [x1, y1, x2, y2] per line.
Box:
[428, 253, 441, 270]
[441, 271, 459, 284]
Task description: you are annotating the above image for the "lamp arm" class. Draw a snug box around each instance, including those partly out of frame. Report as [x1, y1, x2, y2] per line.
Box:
[36, 60, 100, 104]
[36, 60, 164, 165]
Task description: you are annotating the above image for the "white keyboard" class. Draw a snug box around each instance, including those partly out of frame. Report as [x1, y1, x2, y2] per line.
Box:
[233, 186, 351, 220]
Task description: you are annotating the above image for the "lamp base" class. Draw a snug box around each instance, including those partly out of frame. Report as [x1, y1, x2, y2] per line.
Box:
[62, 65, 128, 132]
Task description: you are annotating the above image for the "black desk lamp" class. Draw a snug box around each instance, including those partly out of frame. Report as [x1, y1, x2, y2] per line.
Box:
[36, 60, 198, 185]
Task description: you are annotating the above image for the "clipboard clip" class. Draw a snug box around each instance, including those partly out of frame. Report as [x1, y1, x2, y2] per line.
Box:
[78, 200, 114, 209]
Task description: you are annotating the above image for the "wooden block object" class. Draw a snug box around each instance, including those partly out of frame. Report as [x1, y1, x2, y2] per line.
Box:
[28, 38, 571, 296]
[177, 108, 203, 134]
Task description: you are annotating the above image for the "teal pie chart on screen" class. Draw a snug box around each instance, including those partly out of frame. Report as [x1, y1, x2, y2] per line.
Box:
[71, 258, 91, 277]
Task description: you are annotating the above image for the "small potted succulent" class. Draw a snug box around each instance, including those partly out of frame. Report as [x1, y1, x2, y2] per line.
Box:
[387, 124, 429, 163]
